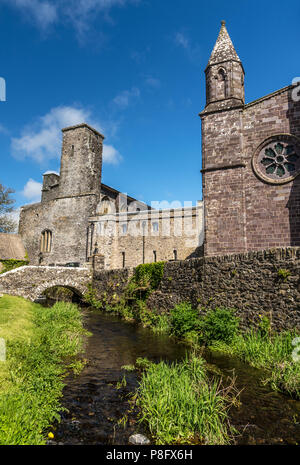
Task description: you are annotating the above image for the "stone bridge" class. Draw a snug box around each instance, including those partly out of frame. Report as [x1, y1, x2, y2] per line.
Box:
[0, 266, 92, 301]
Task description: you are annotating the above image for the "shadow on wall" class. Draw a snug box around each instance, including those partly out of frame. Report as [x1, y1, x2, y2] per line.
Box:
[287, 87, 300, 246]
[42, 286, 84, 304]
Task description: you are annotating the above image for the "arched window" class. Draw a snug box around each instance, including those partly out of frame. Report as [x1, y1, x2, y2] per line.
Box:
[216, 68, 227, 100]
[98, 196, 113, 215]
[41, 230, 52, 253]
[121, 223, 128, 234]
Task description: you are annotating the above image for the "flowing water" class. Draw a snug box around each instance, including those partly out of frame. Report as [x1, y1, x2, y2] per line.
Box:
[51, 309, 300, 445]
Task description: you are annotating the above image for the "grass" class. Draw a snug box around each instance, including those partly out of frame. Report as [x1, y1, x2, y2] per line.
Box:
[0, 295, 87, 445]
[136, 355, 236, 445]
[0, 296, 34, 394]
[209, 329, 300, 399]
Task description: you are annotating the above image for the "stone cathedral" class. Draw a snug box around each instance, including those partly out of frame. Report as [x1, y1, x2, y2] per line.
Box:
[19, 21, 300, 269]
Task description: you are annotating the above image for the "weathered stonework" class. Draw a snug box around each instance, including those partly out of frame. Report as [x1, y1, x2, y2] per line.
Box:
[0, 266, 92, 301]
[92, 247, 300, 331]
[201, 23, 300, 256]
[19, 124, 105, 267]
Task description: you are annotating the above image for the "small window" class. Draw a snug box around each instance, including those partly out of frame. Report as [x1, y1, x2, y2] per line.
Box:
[71, 145, 74, 156]
[121, 224, 127, 234]
[173, 250, 177, 260]
[122, 252, 126, 268]
[153, 251, 157, 263]
[152, 222, 159, 232]
[41, 230, 52, 253]
[99, 196, 113, 215]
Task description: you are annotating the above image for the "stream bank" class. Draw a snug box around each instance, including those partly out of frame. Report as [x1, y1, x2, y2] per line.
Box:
[51, 309, 300, 445]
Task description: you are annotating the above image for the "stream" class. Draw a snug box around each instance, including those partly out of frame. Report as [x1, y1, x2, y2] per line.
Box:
[50, 309, 300, 445]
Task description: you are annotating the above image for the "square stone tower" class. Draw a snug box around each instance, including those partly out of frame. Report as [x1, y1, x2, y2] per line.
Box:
[19, 123, 105, 266]
[59, 123, 104, 199]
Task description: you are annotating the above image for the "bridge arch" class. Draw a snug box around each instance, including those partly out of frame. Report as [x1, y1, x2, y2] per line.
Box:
[39, 284, 84, 304]
[0, 266, 92, 302]
[33, 280, 87, 302]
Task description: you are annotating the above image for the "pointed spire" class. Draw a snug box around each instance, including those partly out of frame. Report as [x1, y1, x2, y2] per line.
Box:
[207, 21, 241, 67]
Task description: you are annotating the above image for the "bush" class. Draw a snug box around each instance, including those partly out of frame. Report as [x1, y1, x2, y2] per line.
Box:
[0, 259, 29, 274]
[201, 308, 239, 344]
[170, 303, 200, 338]
[133, 262, 165, 291]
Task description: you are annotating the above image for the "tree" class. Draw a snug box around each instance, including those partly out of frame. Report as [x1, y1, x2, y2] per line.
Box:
[0, 183, 17, 233]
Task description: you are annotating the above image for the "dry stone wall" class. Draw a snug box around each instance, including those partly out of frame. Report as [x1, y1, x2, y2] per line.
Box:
[92, 247, 300, 331]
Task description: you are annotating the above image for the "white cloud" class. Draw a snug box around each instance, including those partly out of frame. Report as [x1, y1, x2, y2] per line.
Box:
[22, 178, 42, 202]
[1, 0, 57, 29]
[112, 87, 140, 109]
[12, 106, 93, 163]
[11, 105, 122, 165]
[174, 32, 201, 64]
[1, 0, 139, 37]
[145, 77, 161, 89]
[103, 144, 122, 164]
[0, 123, 8, 135]
[175, 32, 189, 50]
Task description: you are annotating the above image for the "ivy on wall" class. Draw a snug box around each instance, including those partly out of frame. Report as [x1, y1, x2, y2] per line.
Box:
[0, 259, 29, 274]
[132, 262, 165, 291]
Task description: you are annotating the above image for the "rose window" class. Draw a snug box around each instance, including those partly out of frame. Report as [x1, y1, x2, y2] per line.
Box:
[252, 135, 300, 184]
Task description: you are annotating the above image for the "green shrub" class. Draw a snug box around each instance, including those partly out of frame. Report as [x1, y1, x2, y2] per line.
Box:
[277, 268, 291, 281]
[83, 283, 103, 309]
[170, 302, 200, 338]
[265, 361, 300, 399]
[152, 314, 170, 334]
[258, 315, 271, 338]
[133, 262, 165, 291]
[0, 259, 29, 274]
[201, 308, 239, 344]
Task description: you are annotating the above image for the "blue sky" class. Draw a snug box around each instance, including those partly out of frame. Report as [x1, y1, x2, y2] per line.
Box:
[0, 0, 299, 213]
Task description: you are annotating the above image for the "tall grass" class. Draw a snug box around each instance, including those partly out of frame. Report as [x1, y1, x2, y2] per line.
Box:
[0, 296, 87, 445]
[209, 329, 300, 398]
[137, 355, 236, 445]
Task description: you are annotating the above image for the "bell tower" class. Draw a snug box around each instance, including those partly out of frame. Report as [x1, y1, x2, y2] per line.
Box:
[204, 20, 245, 113]
[200, 22, 246, 256]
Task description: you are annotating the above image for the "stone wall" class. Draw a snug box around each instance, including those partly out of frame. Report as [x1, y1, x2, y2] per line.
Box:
[92, 247, 300, 331]
[93, 268, 133, 302]
[0, 265, 92, 301]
